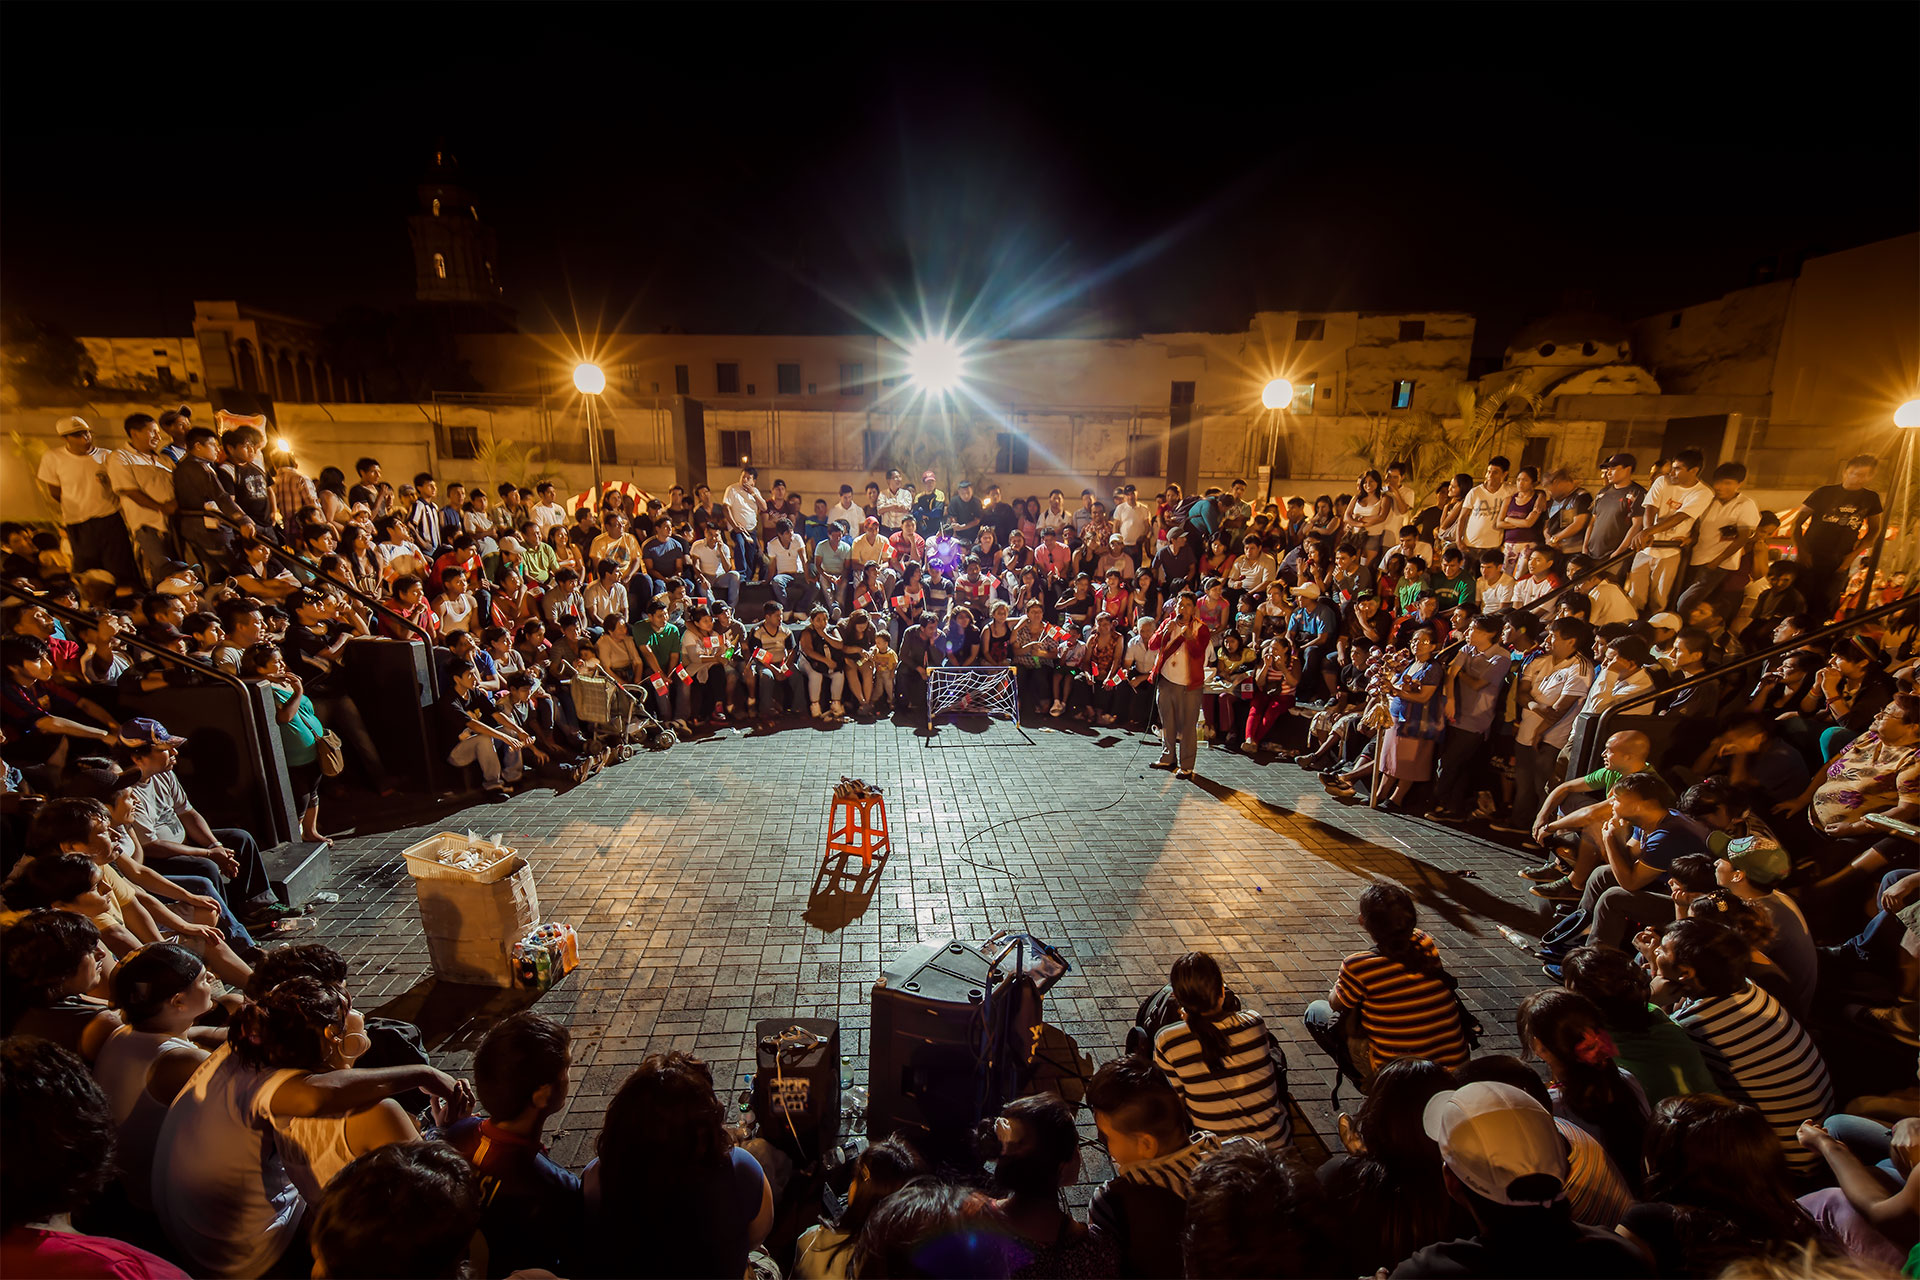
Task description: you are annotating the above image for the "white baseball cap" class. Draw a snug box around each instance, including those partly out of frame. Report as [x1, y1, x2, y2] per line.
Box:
[56, 415, 93, 436]
[1422, 1082, 1569, 1207]
[1647, 612, 1683, 632]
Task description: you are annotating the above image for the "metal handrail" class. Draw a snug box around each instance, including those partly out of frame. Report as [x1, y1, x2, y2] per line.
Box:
[193, 509, 436, 647]
[5, 589, 251, 693]
[1586, 586, 1920, 756]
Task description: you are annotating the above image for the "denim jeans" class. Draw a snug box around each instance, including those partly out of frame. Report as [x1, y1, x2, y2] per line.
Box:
[770, 573, 811, 613]
[156, 870, 258, 951]
[701, 570, 741, 608]
[150, 828, 272, 912]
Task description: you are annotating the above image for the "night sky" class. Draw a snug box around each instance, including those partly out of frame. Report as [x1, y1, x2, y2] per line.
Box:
[4, 6, 1915, 355]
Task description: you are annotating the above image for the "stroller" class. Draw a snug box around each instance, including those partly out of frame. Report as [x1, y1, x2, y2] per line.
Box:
[565, 659, 676, 759]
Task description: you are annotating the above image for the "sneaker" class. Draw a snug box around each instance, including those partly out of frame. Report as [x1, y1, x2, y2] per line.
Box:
[1239, 741, 1260, 755]
[1529, 876, 1582, 902]
[1174, 768, 1196, 780]
[1519, 856, 1567, 881]
[1487, 820, 1531, 835]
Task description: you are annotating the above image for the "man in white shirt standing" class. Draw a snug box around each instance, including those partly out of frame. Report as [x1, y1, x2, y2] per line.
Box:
[107, 412, 177, 588]
[1676, 461, 1760, 617]
[876, 469, 913, 533]
[1459, 455, 1513, 555]
[1626, 449, 1713, 614]
[827, 484, 864, 536]
[723, 466, 768, 579]
[37, 415, 141, 585]
[1113, 485, 1151, 561]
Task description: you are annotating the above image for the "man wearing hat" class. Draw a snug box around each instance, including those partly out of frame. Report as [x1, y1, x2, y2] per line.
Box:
[1113, 484, 1151, 563]
[35, 415, 141, 586]
[1715, 835, 1816, 1020]
[1285, 582, 1340, 704]
[116, 717, 295, 932]
[911, 469, 947, 531]
[1096, 533, 1134, 582]
[1395, 1082, 1649, 1277]
[1583, 453, 1646, 580]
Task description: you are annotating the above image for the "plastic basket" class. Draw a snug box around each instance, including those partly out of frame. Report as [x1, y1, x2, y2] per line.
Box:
[401, 832, 524, 883]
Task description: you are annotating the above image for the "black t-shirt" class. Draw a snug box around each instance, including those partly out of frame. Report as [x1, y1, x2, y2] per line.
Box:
[1585, 482, 1645, 559]
[435, 686, 497, 753]
[283, 621, 352, 692]
[947, 494, 983, 533]
[1799, 484, 1883, 565]
[223, 462, 273, 526]
[347, 482, 380, 510]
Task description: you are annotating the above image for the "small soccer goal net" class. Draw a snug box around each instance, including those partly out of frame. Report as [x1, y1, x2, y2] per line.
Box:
[927, 665, 1020, 722]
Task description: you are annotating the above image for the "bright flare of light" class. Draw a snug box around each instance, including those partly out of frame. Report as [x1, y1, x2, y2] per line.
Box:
[269, 436, 292, 455]
[1261, 378, 1294, 410]
[1897, 399, 1920, 429]
[572, 362, 606, 396]
[906, 336, 966, 394]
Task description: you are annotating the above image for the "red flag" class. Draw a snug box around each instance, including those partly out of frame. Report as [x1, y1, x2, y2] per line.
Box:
[673, 664, 692, 685]
[648, 672, 668, 695]
[1104, 667, 1126, 688]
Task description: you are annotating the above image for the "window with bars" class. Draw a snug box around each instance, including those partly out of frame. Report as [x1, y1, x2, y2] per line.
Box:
[777, 363, 801, 395]
[718, 430, 752, 466]
[1399, 319, 1426, 342]
[840, 363, 865, 397]
[715, 362, 740, 394]
[674, 364, 690, 395]
[1295, 318, 1325, 341]
[994, 431, 1030, 474]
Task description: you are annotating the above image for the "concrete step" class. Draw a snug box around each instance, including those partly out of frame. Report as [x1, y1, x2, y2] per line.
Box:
[264, 840, 332, 908]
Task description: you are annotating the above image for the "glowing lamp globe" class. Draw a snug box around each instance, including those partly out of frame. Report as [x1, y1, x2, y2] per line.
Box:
[572, 363, 607, 396]
[906, 337, 965, 394]
[1897, 399, 1920, 429]
[1261, 378, 1294, 410]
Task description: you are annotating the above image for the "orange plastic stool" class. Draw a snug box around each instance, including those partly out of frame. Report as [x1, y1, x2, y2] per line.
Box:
[826, 794, 890, 868]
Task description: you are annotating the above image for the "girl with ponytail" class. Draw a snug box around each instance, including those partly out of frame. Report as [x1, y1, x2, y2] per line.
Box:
[94, 943, 217, 1211]
[1518, 988, 1650, 1193]
[1306, 883, 1473, 1094]
[1151, 951, 1292, 1148]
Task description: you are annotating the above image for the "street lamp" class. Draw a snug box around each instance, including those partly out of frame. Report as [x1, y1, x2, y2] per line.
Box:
[1896, 399, 1920, 429]
[1261, 378, 1294, 410]
[574, 362, 606, 499]
[906, 336, 965, 396]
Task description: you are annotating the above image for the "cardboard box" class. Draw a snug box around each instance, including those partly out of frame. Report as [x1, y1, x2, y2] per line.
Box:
[404, 837, 541, 988]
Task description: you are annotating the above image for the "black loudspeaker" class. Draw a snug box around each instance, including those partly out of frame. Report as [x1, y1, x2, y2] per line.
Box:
[867, 940, 1006, 1165]
[752, 1017, 840, 1165]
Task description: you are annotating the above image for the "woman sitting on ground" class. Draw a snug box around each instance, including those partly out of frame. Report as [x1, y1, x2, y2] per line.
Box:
[1517, 988, 1649, 1193]
[987, 1092, 1118, 1279]
[1152, 950, 1291, 1148]
[792, 1136, 922, 1279]
[0, 908, 119, 1061]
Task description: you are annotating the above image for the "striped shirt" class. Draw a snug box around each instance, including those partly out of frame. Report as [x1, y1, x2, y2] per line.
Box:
[1152, 1010, 1290, 1147]
[1673, 981, 1833, 1175]
[1332, 932, 1471, 1071]
[1558, 1119, 1637, 1229]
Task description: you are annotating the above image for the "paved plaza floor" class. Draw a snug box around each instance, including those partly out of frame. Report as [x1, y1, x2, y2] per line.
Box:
[316, 715, 1559, 1190]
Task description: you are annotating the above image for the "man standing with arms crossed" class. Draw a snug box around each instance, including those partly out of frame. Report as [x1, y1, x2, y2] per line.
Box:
[108, 412, 177, 588]
[723, 466, 768, 579]
[1792, 454, 1883, 622]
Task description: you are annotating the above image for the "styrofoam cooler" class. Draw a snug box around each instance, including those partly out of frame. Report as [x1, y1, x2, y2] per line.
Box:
[403, 833, 541, 987]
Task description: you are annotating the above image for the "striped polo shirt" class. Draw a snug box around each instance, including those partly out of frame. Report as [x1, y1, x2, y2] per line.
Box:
[1673, 981, 1833, 1175]
[1332, 931, 1472, 1071]
[1152, 1009, 1291, 1147]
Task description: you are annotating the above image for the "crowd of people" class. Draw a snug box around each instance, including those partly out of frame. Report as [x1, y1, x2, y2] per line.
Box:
[3, 405, 1917, 1277]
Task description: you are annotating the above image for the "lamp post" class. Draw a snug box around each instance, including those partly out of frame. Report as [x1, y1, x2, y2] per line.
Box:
[1874, 399, 1920, 606]
[1259, 378, 1294, 492]
[573, 362, 606, 504]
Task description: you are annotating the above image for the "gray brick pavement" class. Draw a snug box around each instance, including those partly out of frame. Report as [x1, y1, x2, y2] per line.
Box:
[312, 718, 1560, 1183]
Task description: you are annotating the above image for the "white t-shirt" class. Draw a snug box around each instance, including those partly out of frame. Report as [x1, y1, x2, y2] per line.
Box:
[1462, 484, 1513, 550]
[106, 448, 176, 533]
[1581, 666, 1654, 716]
[94, 1025, 195, 1211]
[765, 537, 806, 576]
[1476, 571, 1517, 612]
[38, 444, 121, 523]
[531, 501, 568, 532]
[151, 1044, 306, 1278]
[1520, 658, 1593, 749]
[1114, 501, 1150, 543]
[126, 770, 192, 846]
[689, 539, 732, 574]
[1586, 580, 1637, 625]
[1690, 493, 1761, 566]
[826, 499, 863, 533]
[1642, 476, 1713, 547]
[724, 483, 764, 533]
